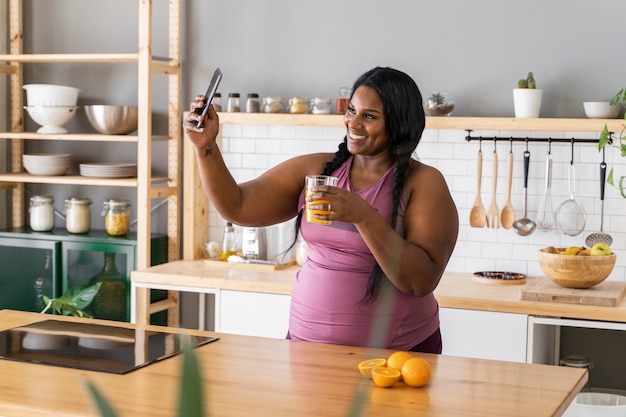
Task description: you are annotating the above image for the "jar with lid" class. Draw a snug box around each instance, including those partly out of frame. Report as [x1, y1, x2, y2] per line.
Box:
[227, 93, 241, 112]
[29, 195, 55, 232]
[212, 92, 223, 112]
[102, 199, 131, 236]
[336, 86, 351, 114]
[560, 354, 592, 391]
[246, 93, 261, 113]
[64, 197, 92, 234]
[289, 97, 308, 114]
[262, 97, 283, 113]
[310, 98, 332, 115]
[220, 222, 238, 261]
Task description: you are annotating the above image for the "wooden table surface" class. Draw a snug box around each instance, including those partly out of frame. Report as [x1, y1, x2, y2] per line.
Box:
[132, 259, 626, 323]
[0, 310, 586, 417]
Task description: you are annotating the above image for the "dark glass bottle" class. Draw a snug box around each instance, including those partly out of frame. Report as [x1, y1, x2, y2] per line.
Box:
[88, 252, 127, 321]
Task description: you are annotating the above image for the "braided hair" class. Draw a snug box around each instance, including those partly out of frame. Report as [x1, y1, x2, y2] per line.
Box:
[294, 67, 426, 302]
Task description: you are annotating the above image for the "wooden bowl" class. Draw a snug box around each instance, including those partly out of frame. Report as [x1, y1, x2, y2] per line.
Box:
[538, 249, 616, 289]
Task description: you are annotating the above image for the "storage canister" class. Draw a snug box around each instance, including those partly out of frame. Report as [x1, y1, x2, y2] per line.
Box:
[310, 98, 332, 115]
[212, 92, 222, 112]
[227, 93, 241, 112]
[288, 97, 308, 114]
[29, 195, 55, 232]
[102, 199, 131, 236]
[336, 86, 351, 114]
[262, 97, 283, 113]
[246, 93, 261, 113]
[64, 197, 92, 234]
[560, 354, 592, 391]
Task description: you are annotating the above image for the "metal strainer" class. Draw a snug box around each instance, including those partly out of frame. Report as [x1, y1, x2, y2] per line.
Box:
[555, 141, 586, 236]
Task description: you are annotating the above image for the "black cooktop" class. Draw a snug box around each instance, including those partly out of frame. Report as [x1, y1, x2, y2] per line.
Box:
[0, 320, 219, 374]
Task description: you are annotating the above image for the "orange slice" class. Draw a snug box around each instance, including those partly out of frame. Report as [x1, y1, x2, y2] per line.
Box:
[371, 367, 401, 388]
[358, 358, 387, 378]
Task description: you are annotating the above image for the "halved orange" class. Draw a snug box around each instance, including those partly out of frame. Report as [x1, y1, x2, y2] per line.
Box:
[358, 358, 387, 378]
[401, 357, 431, 387]
[371, 367, 401, 388]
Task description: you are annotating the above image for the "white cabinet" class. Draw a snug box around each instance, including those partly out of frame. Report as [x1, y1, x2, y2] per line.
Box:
[439, 307, 528, 363]
[218, 291, 291, 339]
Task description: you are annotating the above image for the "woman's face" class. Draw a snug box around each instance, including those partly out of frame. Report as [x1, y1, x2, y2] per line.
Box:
[343, 86, 390, 157]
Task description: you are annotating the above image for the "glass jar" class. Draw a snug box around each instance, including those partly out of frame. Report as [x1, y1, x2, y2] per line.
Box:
[262, 97, 283, 113]
[64, 197, 92, 234]
[336, 86, 351, 114]
[102, 199, 131, 236]
[213, 92, 223, 112]
[560, 354, 592, 391]
[310, 98, 332, 115]
[29, 195, 55, 232]
[227, 93, 241, 112]
[288, 97, 308, 114]
[246, 93, 261, 113]
[88, 252, 127, 321]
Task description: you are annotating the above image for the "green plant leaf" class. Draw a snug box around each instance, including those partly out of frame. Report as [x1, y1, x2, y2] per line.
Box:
[620, 175, 626, 199]
[83, 380, 121, 417]
[599, 125, 611, 151]
[607, 168, 615, 187]
[40, 282, 101, 318]
[178, 336, 205, 417]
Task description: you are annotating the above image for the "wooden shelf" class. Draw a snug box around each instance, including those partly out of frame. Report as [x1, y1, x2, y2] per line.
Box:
[0, 132, 170, 142]
[0, 173, 170, 187]
[217, 112, 626, 133]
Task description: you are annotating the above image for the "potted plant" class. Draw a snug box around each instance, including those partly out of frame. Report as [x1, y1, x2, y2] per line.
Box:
[40, 282, 102, 318]
[424, 92, 455, 116]
[513, 72, 543, 118]
[598, 88, 626, 197]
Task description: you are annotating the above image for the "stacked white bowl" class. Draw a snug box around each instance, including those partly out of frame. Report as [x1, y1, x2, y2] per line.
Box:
[23, 84, 81, 134]
[23, 153, 72, 176]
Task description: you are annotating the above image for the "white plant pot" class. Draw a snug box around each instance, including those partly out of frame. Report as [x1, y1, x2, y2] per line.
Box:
[513, 89, 543, 118]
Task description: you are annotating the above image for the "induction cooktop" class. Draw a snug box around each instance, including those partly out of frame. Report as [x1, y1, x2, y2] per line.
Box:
[0, 320, 219, 374]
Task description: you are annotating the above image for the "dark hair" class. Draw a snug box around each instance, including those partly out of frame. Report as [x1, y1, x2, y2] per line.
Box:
[294, 67, 426, 302]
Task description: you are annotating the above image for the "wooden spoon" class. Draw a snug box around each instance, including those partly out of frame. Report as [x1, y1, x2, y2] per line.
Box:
[469, 150, 487, 228]
[500, 150, 515, 229]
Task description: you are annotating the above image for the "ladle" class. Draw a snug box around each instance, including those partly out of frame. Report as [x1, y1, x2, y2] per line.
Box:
[585, 150, 613, 246]
[513, 149, 536, 236]
[469, 146, 487, 228]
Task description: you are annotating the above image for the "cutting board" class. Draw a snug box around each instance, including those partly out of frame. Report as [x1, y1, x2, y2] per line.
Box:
[520, 278, 626, 307]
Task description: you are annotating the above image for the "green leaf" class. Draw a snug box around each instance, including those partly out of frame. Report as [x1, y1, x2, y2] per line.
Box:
[599, 125, 611, 151]
[607, 168, 615, 187]
[620, 175, 626, 199]
[40, 282, 101, 318]
[177, 336, 205, 417]
[83, 380, 121, 417]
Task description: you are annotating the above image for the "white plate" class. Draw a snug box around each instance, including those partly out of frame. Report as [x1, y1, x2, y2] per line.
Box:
[79, 163, 137, 178]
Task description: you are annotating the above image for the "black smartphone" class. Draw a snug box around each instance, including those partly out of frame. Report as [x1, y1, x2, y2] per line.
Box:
[195, 67, 223, 128]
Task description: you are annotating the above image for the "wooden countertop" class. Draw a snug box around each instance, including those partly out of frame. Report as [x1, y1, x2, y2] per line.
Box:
[132, 260, 626, 322]
[0, 310, 586, 417]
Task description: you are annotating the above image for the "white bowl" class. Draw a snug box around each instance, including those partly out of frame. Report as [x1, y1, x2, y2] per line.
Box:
[576, 392, 626, 417]
[24, 106, 79, 134]
[583, 102, 621, 119]
[23, 153, 72, 176]
[23, 163, 71, 176]
[23, 84, 80, 107]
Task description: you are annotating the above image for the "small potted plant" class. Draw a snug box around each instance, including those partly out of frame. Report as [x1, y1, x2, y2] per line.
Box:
[513, 72, 543, 118]
[424, 92, 455, 116]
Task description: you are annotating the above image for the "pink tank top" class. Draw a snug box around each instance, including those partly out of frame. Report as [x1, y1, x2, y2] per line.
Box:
[289, 156, 439, 349]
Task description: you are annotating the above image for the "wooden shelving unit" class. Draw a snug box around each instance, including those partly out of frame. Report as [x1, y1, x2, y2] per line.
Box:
[0, 0, 182, 324]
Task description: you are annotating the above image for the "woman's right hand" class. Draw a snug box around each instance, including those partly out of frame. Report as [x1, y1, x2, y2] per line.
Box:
[183, 95, 220, 152]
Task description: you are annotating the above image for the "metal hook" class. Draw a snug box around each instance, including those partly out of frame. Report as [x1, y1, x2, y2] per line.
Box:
[493, 137, 497, 153]
[525, 138, 529, 152]
[548, 137, 552, 155]
[570, 138, 575, 165]
[509, 137, 513, 153]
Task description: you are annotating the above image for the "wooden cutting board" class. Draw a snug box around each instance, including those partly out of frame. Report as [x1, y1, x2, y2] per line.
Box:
[520, 277, 626, 307]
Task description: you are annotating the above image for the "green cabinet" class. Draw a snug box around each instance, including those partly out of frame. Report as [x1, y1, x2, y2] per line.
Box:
[0, 228, 168, 323]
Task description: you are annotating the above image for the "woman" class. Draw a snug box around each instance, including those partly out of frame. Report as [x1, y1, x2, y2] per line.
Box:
[184, 67, 458, 353]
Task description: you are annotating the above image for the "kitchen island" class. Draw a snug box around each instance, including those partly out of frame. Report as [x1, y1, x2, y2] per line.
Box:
[0, 309, 586, 417]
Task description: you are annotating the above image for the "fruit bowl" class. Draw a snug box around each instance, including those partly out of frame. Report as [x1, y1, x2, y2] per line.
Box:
[538, 247, 616, 289]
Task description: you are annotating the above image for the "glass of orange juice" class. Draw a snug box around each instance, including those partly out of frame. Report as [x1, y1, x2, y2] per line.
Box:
[305, 175, 338, 225]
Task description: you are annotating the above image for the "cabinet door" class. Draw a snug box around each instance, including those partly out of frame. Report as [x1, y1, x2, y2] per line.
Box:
[439, 307, 528, 363]
[0, 237, 60, 313]
[219, 290, 291, 339]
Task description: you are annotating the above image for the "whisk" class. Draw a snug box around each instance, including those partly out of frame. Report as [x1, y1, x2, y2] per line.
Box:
[536, 146, 554, 232]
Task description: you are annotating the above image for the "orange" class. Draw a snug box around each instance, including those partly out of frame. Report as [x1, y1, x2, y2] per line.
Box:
[371, 367, 401, 388]
[357, 358, 386, 378]
[387, 351, 413, 373]
[401, 357, 431, 387]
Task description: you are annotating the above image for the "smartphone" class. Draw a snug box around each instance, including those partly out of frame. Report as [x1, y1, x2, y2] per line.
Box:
[195, 67, 223, 128]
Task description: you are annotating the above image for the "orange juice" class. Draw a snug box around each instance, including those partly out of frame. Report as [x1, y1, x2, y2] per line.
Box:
[305, 175, 338, 225]
[306, 189, 332, 225]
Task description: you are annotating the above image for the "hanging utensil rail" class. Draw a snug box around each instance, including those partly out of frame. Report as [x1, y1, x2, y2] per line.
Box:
[465, 130, 613, 145]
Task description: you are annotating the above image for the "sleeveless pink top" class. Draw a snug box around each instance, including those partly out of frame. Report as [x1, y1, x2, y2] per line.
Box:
[289, 156, 439, 349]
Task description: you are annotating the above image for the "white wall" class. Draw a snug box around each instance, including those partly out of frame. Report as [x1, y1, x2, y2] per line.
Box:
[206, 123, 626, 281]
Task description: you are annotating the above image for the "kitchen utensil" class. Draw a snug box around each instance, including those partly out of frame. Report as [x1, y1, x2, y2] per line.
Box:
[469, 148, 487, 228]
[536, 150, 554, 231]
[555, 142, 586, 236]
[512, 150, 536, 236]
[486, 148, 500, 228]
[585, 153, 613, 246]
[500, 148, 515, 229]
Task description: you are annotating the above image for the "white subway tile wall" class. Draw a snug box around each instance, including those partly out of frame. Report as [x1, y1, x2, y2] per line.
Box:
[208, 124, 626, 282]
